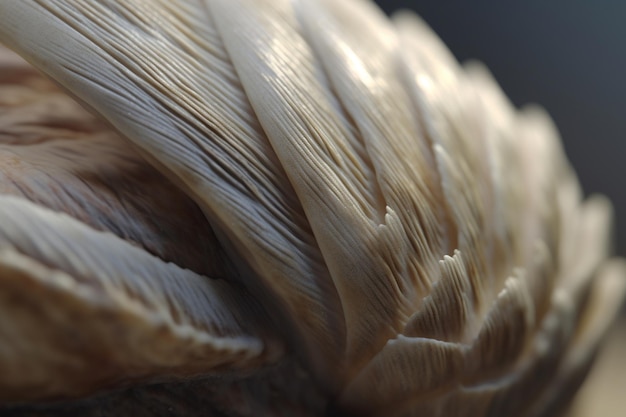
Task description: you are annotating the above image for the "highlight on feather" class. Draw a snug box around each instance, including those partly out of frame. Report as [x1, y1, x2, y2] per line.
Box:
[0, 0, 623, 416]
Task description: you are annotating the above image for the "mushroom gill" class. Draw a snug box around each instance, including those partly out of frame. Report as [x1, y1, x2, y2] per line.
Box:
[0, 0, 623, 416]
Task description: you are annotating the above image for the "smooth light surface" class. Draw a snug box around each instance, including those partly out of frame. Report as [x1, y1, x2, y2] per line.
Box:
[569, 322, 626, 417]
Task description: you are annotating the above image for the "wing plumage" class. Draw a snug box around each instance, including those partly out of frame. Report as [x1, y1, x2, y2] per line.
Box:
[0, 0, 622, 415]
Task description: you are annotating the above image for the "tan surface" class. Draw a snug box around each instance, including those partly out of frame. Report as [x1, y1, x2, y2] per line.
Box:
[569, 319, 626, 417]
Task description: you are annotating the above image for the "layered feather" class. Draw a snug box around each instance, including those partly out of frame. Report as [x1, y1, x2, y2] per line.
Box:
[0, 0, 623, 415]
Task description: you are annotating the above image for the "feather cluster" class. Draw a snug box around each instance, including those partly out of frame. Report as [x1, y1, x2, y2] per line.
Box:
[0, 0, 623, 416]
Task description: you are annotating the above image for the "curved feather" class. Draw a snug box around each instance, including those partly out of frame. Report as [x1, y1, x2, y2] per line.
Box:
[0, 0, 344, 378]
[0, 50, 232, 276]
[0, 195, 283, 401]
[0, 1, 623, 415]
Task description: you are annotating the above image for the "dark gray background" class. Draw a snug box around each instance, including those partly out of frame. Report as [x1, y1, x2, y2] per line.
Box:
[375, 1, 626, 256]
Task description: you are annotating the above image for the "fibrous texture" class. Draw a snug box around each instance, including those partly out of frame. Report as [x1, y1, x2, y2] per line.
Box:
[0, 0, 623, 416]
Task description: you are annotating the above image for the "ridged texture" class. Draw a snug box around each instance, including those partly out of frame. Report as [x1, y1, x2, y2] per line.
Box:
[0, 0, 623, 416]
[0, 46, 283, 403]
[0, 52, 233, 276]
[0, 195, 284, 400]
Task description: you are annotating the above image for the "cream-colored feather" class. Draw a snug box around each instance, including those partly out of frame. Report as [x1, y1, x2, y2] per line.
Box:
[0, 0, 622, 416]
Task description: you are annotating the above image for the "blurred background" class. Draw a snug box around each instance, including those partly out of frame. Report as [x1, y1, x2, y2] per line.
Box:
[374, 2, 626, 415]
[375, 0, 626, 256]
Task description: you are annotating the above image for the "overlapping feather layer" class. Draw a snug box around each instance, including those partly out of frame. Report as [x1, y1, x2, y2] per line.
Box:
[0, 1, 623, 416]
